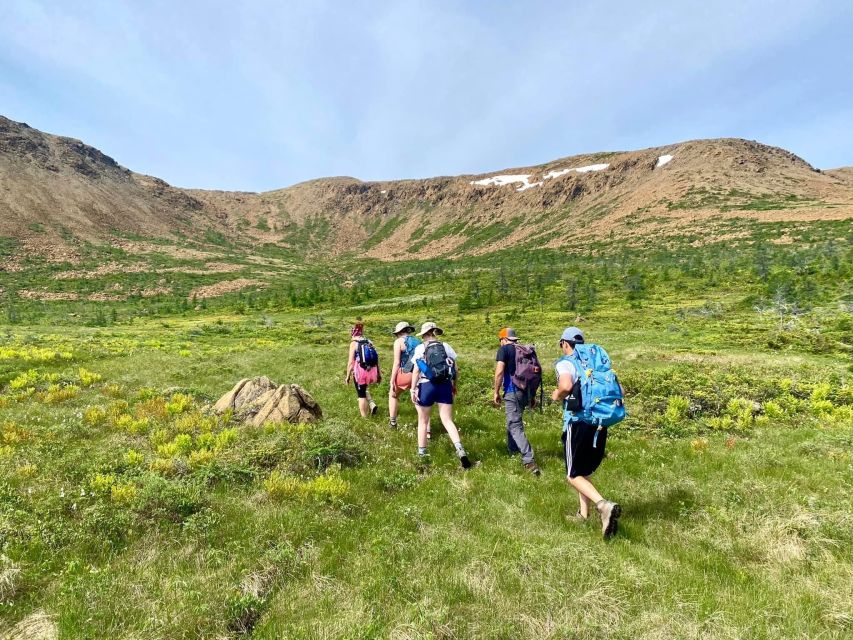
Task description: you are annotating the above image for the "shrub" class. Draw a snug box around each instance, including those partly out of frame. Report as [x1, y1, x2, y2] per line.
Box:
[134, 397, 168, 422]
[264, 471, 301, 500]
[166, 393, 194, 415]
[42, 384, 80, 404]
[213, 428, 238, 452]
[110, 483, 137, 504]
[90, 473, 117, 494]
[188, 448, 215, 469]
[102, 383, 125, 398]
[83, 406, 107, 427]
[16, 464, 37, 478]
[124, 450, 144, 466]
[265, 467, 350, 504]
[78, 367, 103, 387]
[9, 369, 39, 390]
[134, 475, 206, 523]
[302, 420, 365, 470]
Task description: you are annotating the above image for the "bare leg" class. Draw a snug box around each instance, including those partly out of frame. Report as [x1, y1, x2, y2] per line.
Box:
[567, 475, 604, 507]
[416, 403, 431, 449]
[389, 388, 399, 420]
[358, 398, 369, 418]
[437, 403, 462, 445]
[577, 480, 593, 518]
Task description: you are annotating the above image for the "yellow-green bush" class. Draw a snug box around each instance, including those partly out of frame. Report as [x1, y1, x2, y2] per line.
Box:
[264, 469, 350, 503]
[188, 448, 215, 469]
[78, 367, 103, 387]
[150, 457, 177, 475]
[135, 397, 169, 422]
[166, 393, 194, 415]
[2, 422, 31, 446]
[102, 383, 125, 398]
[213, 428, 238, 452]
[83, 406, 107, 427]
[42, 384, 80, 404]
[124, 449, 144, 466]
[174, 412, 216, 434]
[89, 473, 117, 494]
[110, 483, 137, 504]
[9, 369, 39, 391]
[17, 464, 38, 478]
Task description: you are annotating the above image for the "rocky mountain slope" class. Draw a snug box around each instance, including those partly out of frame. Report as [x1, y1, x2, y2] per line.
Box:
[2, 114, 851, 264]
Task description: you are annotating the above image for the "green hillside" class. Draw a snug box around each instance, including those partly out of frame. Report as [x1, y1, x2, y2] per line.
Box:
[1, 221, 851, 638]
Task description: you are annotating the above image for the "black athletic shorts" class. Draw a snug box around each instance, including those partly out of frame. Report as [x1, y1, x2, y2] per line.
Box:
[353, 378, 368, 399]
[562, 422, 608, 478]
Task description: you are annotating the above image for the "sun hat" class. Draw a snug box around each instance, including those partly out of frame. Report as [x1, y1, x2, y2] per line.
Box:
[498, 327, 519, 341]
[392, 321, 415, 335]
[560, 326, 585, 344]
[417, 321, 444, 337]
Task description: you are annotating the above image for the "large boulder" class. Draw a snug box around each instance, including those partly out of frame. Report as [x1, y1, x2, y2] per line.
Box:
[213, 377, 322, 425]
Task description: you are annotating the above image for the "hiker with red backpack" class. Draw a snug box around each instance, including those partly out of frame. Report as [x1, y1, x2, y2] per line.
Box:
[410, 322, 472, 469]
[551, 327, 626, 538]
[388, 321, 421, 429]
[344, 320, 380, 418]
[493, 327, 542, 476]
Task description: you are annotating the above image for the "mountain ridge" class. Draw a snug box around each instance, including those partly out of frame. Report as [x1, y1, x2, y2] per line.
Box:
[2, 115, 851, 264]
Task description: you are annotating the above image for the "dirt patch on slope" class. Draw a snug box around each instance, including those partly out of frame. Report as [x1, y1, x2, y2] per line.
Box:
[188, 278, 265, 299]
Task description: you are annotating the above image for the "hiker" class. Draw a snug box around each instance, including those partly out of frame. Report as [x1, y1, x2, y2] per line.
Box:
[552, 327, 624, 538]
[410, 322, 472, 469]
[493, 327, 541, 475]
[344, 320, 380, 418]
[388, 321, 420, 429]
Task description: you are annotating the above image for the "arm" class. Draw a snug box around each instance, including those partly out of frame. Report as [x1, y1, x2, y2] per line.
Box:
[391, 339, 402, 391]
[551, 371, 575, 402]
[345, 341, 356, 383]
[493, 361, 505, 405]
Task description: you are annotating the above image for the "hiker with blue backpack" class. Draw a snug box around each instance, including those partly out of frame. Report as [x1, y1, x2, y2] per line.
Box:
[345, 320, 380, 418]
[493, 327, 542, 476]
[552, 327, 626, 538]
[410, 322, 472, 469]
[388, 321, 421, 429]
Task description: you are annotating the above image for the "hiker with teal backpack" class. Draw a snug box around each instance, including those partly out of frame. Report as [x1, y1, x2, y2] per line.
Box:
[345, 320, 380, 418]
[552, 327, 626, 538]
[410, 322, 472, 469]
[388, 321, 421, 429]
[493, 327, 542, 476]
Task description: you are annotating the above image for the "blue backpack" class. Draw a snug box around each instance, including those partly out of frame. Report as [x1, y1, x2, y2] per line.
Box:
[556, 343, 626, 427]
[400, 335, 422, 373]
[355, 339, 379, 369]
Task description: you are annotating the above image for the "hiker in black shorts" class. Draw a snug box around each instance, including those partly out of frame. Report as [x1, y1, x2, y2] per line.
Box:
[552, 327, 621, 538]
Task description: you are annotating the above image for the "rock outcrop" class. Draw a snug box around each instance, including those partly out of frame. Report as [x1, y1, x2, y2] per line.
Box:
[214, 377, 322, 425]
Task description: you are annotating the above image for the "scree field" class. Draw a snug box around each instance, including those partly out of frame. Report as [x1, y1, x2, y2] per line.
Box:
[1, 224, 851, 639]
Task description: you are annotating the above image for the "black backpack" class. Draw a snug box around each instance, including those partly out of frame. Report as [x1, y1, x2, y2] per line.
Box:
[419, 341, 455, 384]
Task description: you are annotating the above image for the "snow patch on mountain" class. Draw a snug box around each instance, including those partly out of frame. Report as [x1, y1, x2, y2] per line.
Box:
[656, 154, 674, 168]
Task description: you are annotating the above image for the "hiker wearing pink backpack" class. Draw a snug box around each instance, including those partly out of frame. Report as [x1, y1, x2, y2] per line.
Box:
[344, 320, 380, 418]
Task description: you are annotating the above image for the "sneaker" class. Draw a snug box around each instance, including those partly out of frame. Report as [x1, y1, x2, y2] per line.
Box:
[523, 461, 541, 476]
[389, 417, 398, 429]
[369, 401, 378, 416]
[596, 500, 622, 539]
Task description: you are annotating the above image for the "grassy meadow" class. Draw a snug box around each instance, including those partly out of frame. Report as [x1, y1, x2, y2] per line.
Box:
[1, 222, 852, 638]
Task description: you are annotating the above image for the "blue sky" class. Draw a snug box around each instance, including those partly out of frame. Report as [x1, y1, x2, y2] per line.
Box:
[1, 1, 852, 191]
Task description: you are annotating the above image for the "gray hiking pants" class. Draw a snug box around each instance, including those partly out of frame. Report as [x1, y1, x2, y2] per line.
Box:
[505, 390, 534, 464]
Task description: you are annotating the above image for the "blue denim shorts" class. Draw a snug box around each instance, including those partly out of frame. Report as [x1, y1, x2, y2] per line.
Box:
[416, 381, 454, 406]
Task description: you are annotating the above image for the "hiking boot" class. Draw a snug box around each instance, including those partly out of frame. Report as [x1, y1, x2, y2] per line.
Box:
[566, 509, 589, 525]
[369, 401, 378, 416]
[523, 461, 541, 476]
[457, 447, 472, 470]
[596, 500, 622, 539]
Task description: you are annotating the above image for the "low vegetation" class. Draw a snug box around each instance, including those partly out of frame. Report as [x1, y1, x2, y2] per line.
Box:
[0, 221, 851, 638]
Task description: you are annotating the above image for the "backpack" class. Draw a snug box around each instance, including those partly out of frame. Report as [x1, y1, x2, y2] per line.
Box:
[400, 335, 422, 374]
[511, 344, 543, 397]
[355, 339, 379, 369]
[417, 341, 455, 384]
[556, 343, 626, 427]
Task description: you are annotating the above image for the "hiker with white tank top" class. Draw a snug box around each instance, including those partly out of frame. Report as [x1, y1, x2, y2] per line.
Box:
[410, 322, 472, 470]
